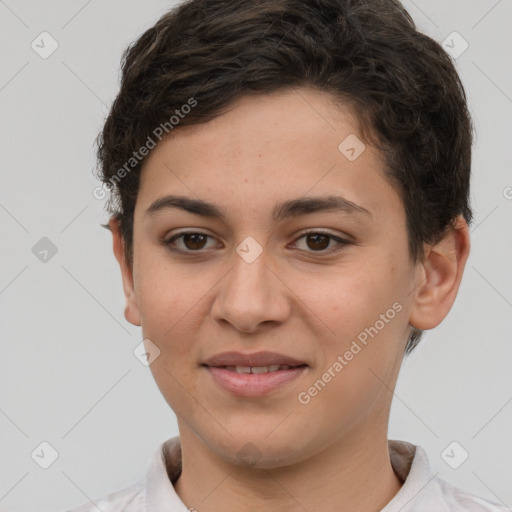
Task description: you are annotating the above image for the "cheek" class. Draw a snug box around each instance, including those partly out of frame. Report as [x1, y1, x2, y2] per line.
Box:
[134, 259, 193, 354]
[295, 272, 408, 433]
[295, 262, 403, 338]
[136, 263, 208, 414]
[135, 242, 193, 322]
[299, 256, 410, 378]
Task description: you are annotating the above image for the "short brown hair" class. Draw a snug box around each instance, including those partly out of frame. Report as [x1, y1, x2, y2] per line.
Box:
[96, 0, 474, 354]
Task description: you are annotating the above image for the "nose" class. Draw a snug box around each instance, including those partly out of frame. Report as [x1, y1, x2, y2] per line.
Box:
[210, 244, 292, 334]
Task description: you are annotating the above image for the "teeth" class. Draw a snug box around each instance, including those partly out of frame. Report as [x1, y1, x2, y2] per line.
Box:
[225, 364, 291, 374]
[251, 366, 271, 374]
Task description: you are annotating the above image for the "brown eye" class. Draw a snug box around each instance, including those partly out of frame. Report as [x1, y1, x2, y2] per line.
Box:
[305, 233, 330, 251]
[164, 231, 218, 253]
[293, 231, 349, 254]
[182, 233, 208, 250]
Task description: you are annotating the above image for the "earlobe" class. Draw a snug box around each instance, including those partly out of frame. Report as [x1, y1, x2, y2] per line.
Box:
[109, 217, 142, 327]
[409, 216, 471, 331]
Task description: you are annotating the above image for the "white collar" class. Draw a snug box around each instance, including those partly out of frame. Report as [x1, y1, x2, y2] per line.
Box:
[71, 436, 505, 510]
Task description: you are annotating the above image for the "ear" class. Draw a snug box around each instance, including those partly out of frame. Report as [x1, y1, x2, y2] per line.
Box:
[109, 217, 142, 327]
[409, 216, 471, 330]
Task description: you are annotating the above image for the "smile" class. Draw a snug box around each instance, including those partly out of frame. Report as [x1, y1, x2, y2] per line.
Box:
[222, 364, 299, 373]
[203, 365, 308, 397]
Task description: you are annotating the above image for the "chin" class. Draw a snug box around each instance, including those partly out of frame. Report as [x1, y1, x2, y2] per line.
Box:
[205, 429, 310, 470]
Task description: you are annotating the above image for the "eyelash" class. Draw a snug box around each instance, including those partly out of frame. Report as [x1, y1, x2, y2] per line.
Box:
[163, 230, 350, 256]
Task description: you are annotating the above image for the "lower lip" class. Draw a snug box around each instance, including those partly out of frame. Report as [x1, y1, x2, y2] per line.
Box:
[203, 366, 308, 397]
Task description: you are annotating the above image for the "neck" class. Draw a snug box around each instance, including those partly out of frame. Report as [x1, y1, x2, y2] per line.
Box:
[173, 423, 403, 512]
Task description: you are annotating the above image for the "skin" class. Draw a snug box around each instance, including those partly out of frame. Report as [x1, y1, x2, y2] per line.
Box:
[110, 86, 470, 511]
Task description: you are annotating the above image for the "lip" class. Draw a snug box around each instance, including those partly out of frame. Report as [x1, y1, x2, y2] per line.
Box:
[201, 351, 309, 397]
[203, 366, 308, 397]
[202, 350, 308, 367]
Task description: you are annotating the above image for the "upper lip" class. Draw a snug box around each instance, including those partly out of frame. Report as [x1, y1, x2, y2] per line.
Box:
[202, 351, 308, 367]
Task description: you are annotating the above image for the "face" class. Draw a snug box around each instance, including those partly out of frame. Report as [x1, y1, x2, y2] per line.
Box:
[116, 86, 426, 467]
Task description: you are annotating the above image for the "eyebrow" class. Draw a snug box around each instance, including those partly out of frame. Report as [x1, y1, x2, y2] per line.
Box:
[144, 194, 371, 222]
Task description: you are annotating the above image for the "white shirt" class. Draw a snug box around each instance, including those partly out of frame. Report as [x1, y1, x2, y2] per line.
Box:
[67, 437, 508, 511]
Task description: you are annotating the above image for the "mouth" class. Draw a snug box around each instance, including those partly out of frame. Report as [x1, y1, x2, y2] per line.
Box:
[201, 350, 308, 368]
[201, 351, 309, 397]
[205, 364, 307, 373]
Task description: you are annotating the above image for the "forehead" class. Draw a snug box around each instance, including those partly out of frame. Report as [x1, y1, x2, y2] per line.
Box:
[135, 87, 402, 223]
[153, 88, 366, 167]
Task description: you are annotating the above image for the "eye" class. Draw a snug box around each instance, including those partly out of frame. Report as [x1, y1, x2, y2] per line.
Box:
[163, 231, 219, 253]
[163, 230, 350, 255]
[291, 231, 350, 254]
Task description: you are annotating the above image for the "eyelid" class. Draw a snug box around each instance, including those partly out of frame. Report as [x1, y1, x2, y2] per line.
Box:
[164, 230, 220, 253]
[163, 229, 351, 255]
[290, 230, 350, 254]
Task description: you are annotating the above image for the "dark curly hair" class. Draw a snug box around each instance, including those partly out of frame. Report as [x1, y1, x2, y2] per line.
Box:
[96, 0, 473, 354]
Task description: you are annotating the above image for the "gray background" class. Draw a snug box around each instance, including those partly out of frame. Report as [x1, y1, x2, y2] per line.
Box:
[0, 1, 511, 510]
